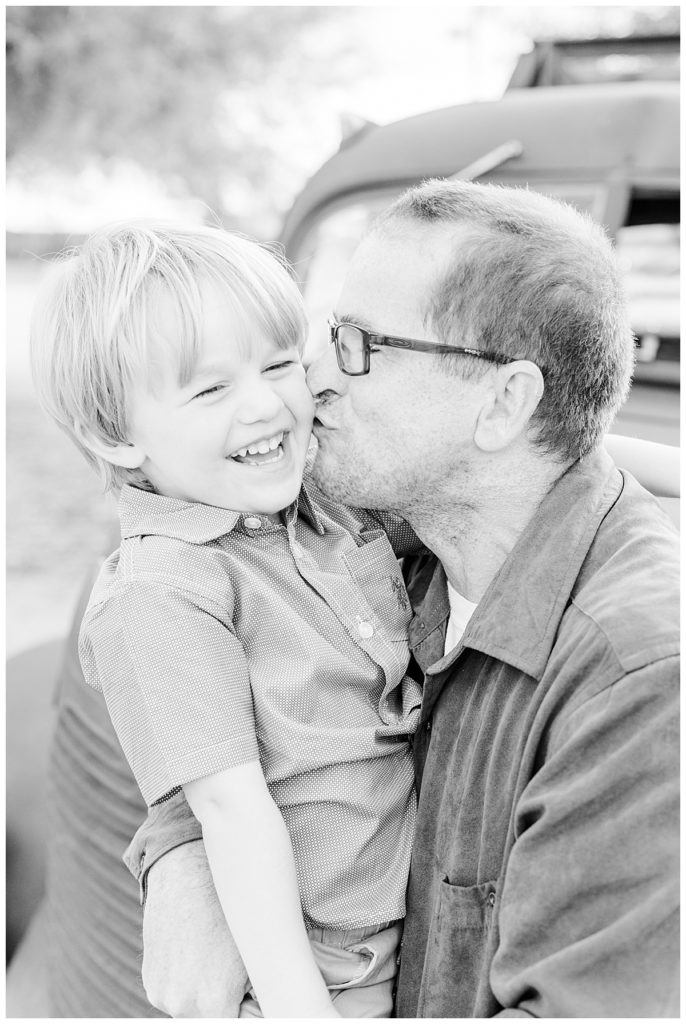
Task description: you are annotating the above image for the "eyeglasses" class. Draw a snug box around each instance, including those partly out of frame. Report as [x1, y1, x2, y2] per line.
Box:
[328, 318, 514, 377]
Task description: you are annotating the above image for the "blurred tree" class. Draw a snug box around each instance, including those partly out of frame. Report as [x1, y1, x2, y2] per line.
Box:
[6, 5, 356, 230]
[7, 5, 679, 234]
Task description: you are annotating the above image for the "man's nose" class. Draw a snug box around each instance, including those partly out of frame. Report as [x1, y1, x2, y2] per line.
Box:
[306, 342, 347, 401]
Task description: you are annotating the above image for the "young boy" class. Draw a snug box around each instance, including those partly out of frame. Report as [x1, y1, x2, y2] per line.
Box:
[30, 222, 423, 1018]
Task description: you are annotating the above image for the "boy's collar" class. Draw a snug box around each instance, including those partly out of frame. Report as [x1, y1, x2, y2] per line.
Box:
[118, 479, 326, 544]
[287, 476, 326, 535]
[118, 485, 242, 543]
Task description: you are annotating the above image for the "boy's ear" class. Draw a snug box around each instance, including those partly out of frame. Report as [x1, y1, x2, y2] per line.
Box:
[74, 422, 146, 469]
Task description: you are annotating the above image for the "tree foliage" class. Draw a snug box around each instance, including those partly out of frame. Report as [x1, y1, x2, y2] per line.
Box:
[7, 6, 680, 230]
[7, 6, 351, 225]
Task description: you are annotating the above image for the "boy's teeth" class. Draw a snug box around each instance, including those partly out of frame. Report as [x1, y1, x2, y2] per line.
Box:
[243, 432, 283, 456]
[232, 432, 285, 461]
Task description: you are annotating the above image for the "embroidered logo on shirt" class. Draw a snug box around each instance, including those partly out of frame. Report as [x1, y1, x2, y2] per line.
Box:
[390, 575, 409, 610]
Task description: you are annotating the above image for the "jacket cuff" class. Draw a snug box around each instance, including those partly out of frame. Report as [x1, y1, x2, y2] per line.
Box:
[123, 790, 203, 904]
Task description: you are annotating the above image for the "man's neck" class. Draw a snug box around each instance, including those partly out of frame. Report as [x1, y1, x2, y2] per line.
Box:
[405, 454, 568, 604]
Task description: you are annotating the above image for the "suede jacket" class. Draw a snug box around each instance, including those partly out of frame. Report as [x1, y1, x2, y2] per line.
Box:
[396, 450, 679, 1017]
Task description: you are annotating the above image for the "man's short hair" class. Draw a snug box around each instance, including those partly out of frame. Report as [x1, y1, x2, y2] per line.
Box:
[374, 179, 636, 461]
[30, 222, 307, 492]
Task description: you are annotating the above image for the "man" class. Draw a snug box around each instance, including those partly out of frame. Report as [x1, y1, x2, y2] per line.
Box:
[133, 179, 679, 1017]
[15, 179, 677, 1016]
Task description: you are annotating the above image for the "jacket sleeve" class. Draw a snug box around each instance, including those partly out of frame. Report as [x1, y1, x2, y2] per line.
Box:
[123, 790, 203, 902]
[490, 656, 680, 1018]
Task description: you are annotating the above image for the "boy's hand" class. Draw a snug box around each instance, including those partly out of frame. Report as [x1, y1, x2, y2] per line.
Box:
[142, 839, 249, 1017]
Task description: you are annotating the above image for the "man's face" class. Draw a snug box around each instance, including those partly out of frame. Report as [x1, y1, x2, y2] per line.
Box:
[306, 222, 490, 513]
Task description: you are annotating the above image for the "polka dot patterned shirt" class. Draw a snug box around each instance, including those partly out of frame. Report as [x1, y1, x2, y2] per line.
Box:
[79, 475, 423, 929]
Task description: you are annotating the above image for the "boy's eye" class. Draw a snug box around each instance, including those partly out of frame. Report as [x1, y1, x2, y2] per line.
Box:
[264, 358, 298, 373]
[193, 383, 226, 400]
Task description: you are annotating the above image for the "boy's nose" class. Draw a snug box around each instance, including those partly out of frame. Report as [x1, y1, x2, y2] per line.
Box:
[306, 343, 347, 401]
[237, 379, 284, 422]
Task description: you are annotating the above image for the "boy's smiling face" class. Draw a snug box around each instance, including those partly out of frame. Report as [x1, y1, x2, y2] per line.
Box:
[124, 280, 314, 514]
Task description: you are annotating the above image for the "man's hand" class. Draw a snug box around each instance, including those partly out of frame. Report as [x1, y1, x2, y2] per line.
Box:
[141, 839, 249, 1017]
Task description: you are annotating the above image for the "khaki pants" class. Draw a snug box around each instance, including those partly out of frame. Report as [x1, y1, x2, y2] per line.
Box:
[239, 920, 402, 1019]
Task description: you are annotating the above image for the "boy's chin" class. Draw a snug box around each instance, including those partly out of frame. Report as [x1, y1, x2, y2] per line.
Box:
[250, 483, 302, 517]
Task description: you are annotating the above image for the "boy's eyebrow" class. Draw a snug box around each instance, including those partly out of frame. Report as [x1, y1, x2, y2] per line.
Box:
[181, 360, 232, 388]
[187, 360, 231, 380]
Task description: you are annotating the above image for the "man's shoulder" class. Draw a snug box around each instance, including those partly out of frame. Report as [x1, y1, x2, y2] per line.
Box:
[567, 471, 679, 674]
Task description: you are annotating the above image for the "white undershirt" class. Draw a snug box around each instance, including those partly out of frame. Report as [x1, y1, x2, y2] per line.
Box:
[444, 582, 478, 655]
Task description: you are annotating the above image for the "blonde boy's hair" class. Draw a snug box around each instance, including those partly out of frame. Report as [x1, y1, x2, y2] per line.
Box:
[30, 221, 308, 492]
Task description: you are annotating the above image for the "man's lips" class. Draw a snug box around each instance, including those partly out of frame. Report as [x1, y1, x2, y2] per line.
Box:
[312, 396, 339, 431]
[312, 414, 338, 431]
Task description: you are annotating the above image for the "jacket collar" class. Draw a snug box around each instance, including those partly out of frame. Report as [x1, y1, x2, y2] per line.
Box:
[410, 448, 623, 681]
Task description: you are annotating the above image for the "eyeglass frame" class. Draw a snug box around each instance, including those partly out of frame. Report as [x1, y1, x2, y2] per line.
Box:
[328, 317, 518, 377]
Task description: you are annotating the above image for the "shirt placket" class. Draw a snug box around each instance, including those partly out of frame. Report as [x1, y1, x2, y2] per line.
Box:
[286, 518, 402, 690]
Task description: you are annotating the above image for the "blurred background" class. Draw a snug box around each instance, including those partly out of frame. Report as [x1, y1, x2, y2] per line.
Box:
[7, 3, 680, 662]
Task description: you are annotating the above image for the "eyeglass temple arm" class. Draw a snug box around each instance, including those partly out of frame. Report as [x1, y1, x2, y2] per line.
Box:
[374, 335, 512, 365]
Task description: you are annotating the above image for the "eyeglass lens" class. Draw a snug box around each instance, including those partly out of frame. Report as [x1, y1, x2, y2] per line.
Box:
[336, 324, 367, 374]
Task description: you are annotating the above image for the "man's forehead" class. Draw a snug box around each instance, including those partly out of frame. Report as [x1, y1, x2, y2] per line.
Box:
[336, 221, 461, 328]
[349, 219, 469, 281]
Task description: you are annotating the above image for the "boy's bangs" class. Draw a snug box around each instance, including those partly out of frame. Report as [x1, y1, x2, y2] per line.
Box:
[143, 274, 204, 391]
[135, 231, 308, 391]
[224, 272, 306, 356]
[204, 240, 307, 356]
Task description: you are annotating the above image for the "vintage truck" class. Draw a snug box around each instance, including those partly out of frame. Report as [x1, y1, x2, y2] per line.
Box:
[7, 31, 680, 1017]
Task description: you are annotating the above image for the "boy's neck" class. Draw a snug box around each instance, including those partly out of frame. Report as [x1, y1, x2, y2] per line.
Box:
[261, 511, 283, 524]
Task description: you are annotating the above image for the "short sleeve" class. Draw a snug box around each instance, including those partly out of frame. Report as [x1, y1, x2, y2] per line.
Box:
[79, 580, 260, 805]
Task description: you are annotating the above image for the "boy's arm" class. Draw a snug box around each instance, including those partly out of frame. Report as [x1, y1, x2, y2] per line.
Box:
[183, 762, 339, 1019]
[605, 433, 680, 497]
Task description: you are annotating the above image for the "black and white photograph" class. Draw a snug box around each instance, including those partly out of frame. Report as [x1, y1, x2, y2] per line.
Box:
[6, 4, 680, 1018]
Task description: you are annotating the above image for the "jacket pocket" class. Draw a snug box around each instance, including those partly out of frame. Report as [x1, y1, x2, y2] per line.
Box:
[418, 878, 497, 1018]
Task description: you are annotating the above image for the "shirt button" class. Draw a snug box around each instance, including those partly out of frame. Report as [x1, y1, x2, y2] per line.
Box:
[358, 620, 374, 639]
[488, 891, 496, 906]
[243, 516, 262, 530]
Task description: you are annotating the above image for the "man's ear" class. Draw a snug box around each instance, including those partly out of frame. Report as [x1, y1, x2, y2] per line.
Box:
[74, 422, 146, 469]
[474, 360, 544, 452]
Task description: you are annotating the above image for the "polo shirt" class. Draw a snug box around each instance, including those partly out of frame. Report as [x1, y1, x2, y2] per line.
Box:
[79, 475, 423, 930]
